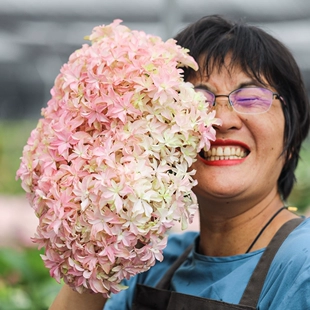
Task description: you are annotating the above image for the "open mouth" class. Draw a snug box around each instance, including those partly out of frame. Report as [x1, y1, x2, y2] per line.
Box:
[200, 145, 250, 161]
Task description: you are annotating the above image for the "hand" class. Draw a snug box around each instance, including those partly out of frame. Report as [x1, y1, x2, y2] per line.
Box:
[49, 284, 107, 310]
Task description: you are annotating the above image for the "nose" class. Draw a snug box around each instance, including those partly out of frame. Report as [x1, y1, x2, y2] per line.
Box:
[212, 97, 242, 131]
[213, 95, 232, 110]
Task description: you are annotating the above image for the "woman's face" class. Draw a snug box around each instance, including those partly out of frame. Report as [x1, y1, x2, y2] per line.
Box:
[190, 65, 285, 206]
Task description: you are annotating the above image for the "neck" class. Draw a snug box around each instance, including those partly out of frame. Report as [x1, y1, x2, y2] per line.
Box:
[197, 192, 297, 256]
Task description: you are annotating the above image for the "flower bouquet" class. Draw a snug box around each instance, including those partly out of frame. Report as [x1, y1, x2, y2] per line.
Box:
[16, 20, 218, 297]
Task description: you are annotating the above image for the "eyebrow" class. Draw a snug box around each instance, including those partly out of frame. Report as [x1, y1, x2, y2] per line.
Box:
[194, 80, 265, 93]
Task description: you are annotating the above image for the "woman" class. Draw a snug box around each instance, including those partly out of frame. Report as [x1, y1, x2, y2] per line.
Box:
[50, 15, 310, 310]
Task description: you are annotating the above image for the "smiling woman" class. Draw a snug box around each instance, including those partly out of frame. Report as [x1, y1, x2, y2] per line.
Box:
[48, 15, 310, 310]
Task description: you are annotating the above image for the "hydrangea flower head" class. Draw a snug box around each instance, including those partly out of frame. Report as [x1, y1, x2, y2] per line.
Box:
[16, 20, 220, 297]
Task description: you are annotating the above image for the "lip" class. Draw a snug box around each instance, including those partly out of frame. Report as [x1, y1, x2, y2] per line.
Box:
[199, 139, 250, 166]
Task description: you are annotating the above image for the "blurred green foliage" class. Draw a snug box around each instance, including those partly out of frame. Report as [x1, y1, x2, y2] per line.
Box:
[287, 140, 310, 212]
[0, 120, 37, 194]
[0, 247, 61, 310]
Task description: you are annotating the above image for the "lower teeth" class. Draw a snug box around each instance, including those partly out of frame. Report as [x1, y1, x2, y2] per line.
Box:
[206, 156, 240, 161]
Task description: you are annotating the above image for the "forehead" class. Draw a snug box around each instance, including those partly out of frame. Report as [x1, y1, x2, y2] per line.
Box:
[193, 54, 266, 82]
[190, 56, 269, 91]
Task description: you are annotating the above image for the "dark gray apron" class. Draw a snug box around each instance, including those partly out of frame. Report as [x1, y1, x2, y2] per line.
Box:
[132, 218, 303, 310]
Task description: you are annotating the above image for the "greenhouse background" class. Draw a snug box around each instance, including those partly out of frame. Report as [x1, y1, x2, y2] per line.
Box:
[1, 0, 310, 308]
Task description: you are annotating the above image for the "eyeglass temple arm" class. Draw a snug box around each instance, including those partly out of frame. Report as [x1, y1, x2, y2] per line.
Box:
[274, 93, 286, 106]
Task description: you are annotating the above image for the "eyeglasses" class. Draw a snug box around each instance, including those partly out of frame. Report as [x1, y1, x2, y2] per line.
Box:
[195, 87, 282, 114]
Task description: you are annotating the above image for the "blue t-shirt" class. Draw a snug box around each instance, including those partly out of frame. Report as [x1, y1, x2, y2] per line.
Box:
[104, 218, 310, 310]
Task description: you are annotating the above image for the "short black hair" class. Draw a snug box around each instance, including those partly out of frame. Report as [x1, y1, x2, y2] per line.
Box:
[175, 15, 310, 200]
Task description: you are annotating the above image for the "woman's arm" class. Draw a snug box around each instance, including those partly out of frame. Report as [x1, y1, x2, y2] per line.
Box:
[49, 284, 107, 310]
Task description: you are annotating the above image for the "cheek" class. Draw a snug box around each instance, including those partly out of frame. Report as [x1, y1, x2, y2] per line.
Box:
[246, 112, 285, 152]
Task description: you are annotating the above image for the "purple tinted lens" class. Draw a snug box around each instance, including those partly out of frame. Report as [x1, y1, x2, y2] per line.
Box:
[230, 88, 273, 113]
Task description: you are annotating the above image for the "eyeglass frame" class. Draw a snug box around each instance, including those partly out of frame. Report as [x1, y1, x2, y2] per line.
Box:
[194, 86, 284, 114]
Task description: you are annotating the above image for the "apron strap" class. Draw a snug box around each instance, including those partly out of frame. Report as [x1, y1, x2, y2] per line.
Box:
[239, 217, 303, 307]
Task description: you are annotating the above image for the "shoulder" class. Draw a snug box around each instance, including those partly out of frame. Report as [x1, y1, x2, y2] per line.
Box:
[259, 217, 310, 309]
[270, 217, 310, 275]
[277, 217, 310, 257]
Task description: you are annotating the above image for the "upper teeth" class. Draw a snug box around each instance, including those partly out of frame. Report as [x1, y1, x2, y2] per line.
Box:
[204, 146, 248, 160]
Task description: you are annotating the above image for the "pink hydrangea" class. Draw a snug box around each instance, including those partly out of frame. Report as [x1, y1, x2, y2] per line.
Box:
[16, 20, 220, 297]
